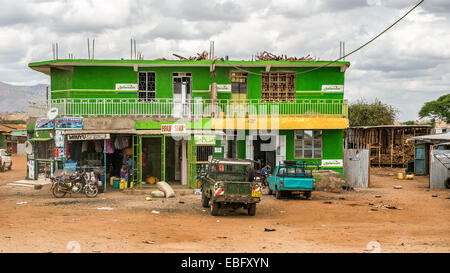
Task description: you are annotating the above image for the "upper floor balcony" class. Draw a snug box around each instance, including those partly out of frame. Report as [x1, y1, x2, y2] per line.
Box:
[47, 98, 348, 119]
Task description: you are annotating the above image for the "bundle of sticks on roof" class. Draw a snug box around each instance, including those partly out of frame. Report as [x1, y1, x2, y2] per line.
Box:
[255, 51, 315, 62]
[172, 50, 210, 61]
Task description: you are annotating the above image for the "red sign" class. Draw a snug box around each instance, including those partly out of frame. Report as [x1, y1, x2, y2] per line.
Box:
[161, 124, 186, 134]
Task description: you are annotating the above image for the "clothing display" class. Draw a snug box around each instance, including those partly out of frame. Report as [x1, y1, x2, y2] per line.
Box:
[94, 141, 102, 153]
[104, 139, 115, 154]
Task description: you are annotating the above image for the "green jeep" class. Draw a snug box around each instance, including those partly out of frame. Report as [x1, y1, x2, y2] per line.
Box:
[200, 158, 262, 216]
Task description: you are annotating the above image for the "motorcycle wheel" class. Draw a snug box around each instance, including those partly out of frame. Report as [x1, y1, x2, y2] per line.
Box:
[84, 183, 98, 198]
[52, 182, 67, 198]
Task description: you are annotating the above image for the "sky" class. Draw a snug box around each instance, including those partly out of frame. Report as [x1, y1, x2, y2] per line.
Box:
[0, 0, 448, 121]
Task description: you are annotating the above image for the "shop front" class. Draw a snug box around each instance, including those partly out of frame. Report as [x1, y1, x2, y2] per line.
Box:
[28, 119, 57, 180]
[62, 131, 134, 192]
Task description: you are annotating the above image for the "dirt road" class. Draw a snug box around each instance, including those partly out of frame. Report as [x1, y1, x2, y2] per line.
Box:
[0, 156, 449, 253]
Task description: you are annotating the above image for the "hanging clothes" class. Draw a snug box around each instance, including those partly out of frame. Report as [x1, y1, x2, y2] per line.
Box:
[104, 139, 115, 154]
[114, 137, 120, 150]
[81, 141, 88, 153]
[122, 137, 129, 149]
[94, 141, 102, 153]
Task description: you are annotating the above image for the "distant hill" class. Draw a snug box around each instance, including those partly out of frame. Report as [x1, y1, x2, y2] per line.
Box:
[0, 82, 48, 113]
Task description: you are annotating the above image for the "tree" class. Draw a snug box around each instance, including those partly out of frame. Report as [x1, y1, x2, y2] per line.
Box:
[348, 99, 398, 127]
[418, 94, 450, 122]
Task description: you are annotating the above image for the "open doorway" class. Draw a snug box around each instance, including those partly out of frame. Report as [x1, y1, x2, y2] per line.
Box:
[141, 137, 162, 183]
[165, 137, 189, 186]
[173, 72, 192, 117]
[253, 135, 276, 171]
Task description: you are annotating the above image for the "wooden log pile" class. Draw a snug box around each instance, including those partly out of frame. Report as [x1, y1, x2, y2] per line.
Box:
[255, 51, 315, 62]
[370, 144, 415, 165]
[172, 50, 211, 61]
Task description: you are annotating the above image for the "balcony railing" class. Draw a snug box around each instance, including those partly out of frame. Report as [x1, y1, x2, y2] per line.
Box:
[50, 98, 348, 119]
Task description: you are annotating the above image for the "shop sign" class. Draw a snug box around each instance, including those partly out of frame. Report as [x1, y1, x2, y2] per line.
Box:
[194, 135, 216, 145]
[54, 148, 65, 159]
[67, 133, 110, 141]
[27, 160, 35, 180]
[161, 124, 186, 134]
[216, 84, 231, 92]
[35, 118, 55, 130]
[321, 159, 343, 167]
[321, 85, 344, 92]
[115, 83, 138, 91]
[214, 147, 222, 153]
[56, 117, 83, 130]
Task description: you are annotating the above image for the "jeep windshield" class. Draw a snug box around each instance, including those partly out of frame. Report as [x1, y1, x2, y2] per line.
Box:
[209, 161, 253, 182]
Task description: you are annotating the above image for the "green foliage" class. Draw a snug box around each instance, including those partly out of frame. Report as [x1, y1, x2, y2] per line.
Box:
[348, 99, 398, 127]
[403, 120, 416, 125]
[418, 94, 450, 122]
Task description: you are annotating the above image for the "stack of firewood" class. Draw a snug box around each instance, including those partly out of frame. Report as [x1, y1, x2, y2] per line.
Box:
[255, 51, 315, 62]
[172, 50, 211, 61]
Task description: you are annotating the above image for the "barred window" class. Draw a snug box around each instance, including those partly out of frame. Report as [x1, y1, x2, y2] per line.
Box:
[294, 130, 322, 159]
[138, 72, 156, 101]
[35, 140, 55, 160]
[197, 146, 213, 162]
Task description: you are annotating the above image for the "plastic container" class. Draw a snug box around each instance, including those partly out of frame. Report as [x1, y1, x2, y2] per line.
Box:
[113, 181, 120, 189]
[120, 178, 127, 190]
[397, 173, 404, 180]
[110, 176, 117, 186]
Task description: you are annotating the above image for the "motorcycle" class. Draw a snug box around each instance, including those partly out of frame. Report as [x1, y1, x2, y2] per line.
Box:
[50, 169, 99, 198]
[260, 165, 272, 187]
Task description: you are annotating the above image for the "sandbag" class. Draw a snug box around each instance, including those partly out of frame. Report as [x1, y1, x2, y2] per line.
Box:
[151, 190, 165, 198]
[156, 181, 175, 198]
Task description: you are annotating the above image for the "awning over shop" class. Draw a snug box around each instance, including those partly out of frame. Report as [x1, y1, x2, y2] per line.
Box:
[61, 129, 136, 134]
[60, 129, 225, 136]
[29, 137, 53, 141]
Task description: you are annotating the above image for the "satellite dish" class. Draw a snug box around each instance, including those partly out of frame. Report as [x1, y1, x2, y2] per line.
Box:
[47, 107, 59, 120]
[24, 141, 33, 155]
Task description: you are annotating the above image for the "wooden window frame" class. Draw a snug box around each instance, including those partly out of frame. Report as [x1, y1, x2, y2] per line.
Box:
[294, 130, 323, 159]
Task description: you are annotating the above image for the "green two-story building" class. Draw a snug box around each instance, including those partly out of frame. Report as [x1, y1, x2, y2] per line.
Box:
[28, 58, 349, 188]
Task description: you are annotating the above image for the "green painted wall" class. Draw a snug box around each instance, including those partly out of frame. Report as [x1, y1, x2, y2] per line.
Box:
[49, 63, 346, 101]
[236, 129, 343, 173]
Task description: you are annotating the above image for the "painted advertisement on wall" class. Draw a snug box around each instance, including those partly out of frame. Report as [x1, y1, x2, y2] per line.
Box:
[55, 117, 83, 130]
[35, 118, 55, 130]
[27, 160, 35, 180]
[321, 159, 343, 167]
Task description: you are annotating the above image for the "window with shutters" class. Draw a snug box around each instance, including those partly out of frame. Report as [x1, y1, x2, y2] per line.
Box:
[231, 72, 247, 95]
[138, 72, 156, 101]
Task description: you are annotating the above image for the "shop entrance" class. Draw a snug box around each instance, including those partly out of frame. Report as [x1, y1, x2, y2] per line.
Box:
[141, 137, 162, 184]
[165, 137, 188, 186]
[246, 134, 286, 171]
[64, 133, 133, 192]
[253, 135, 276, 171]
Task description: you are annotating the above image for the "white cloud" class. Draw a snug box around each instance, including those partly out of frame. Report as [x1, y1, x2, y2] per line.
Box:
[0, 0, 448, 121]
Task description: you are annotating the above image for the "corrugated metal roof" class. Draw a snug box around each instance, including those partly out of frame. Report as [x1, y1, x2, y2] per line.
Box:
[406, 132, 450, 143]
[349, 125, 432, 129]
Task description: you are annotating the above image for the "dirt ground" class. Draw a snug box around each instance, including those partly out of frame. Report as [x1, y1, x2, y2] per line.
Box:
[0, 155, 449, 253]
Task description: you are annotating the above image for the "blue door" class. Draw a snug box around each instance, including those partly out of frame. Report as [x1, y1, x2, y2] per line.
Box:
[414, 144, 426, 175]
